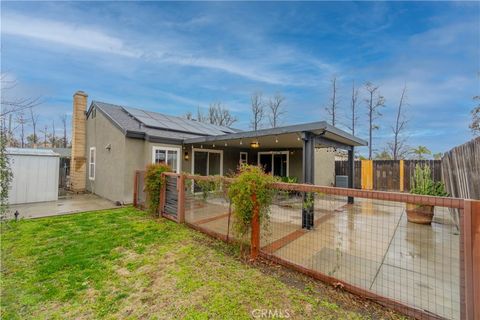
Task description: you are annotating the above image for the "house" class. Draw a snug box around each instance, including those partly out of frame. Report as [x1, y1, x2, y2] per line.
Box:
[70, 91, 366, 204]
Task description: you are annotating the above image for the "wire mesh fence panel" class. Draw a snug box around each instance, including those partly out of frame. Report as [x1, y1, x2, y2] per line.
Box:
[260, 187, 462, 320]
[184, 177, 233, 241]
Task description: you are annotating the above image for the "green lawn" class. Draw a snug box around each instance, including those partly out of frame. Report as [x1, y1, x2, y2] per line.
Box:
[1, 207, 404, 319]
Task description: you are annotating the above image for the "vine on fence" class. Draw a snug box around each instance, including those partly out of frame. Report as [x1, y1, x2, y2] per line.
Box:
[228, 165, 276, 238]
[144, 163, 170, 215]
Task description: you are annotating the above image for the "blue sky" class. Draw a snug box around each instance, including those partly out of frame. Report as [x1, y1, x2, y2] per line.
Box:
[1, 1, 479, 156]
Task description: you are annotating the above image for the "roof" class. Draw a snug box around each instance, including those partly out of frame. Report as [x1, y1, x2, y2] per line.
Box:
[89, 100, 366, 148]
[6, 148, 59, 157]
[50, 148, 71, 158]
[184, 121, 367, 148]
[90, 101, 236, 143]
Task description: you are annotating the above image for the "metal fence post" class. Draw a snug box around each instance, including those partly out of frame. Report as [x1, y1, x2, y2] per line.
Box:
[250, 190, 260, 260]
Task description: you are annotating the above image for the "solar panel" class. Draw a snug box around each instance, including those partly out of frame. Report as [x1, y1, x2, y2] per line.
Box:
[121, 106, 235, 135]
[123, 106, 147, 117]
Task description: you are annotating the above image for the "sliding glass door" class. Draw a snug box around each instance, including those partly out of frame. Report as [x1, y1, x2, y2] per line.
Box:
[258, 151, 289, 178]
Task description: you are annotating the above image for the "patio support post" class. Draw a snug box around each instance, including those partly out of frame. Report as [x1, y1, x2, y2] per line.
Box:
[347, 147, 354, 204]
[302, 132, 315, 230]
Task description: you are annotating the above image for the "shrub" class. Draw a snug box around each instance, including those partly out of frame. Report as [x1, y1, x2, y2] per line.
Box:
[196, 178, 222, 201]
[227, 165, 276, 238]
[144, 163, 171, 215]
[410, 164, 448, 197]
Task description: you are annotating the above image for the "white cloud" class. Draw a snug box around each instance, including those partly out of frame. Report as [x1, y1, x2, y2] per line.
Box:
[2, 13, 141, 58]
[2, 11, 335, 87]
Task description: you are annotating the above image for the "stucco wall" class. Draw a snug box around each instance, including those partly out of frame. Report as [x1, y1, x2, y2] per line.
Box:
[314, 148, 335, 186]
[85, 109, 126, 203]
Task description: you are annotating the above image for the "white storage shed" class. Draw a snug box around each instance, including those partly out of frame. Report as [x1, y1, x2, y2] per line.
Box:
[7, 148, 60, 204]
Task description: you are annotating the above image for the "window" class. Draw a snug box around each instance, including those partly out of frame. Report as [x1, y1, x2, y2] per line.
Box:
[240, 152, 248, 165]
[152, 146, 181, 173]
[89, 147, 96, 180]
[257, 151, 289, 177]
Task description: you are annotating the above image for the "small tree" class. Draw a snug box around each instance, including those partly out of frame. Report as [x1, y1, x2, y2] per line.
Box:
[0, 124, 13, 220]
[410, 145, 431, 160]
[60, 114, 68, 147]
[387, 85, 409, 160]
[268, 93, 286, 128]
[347, 80, 360, 136]
[470, 96, 480, 136]
[364, 82, 386, 159]
[250, 92, 265, 131]
[325, 76, 339, 126]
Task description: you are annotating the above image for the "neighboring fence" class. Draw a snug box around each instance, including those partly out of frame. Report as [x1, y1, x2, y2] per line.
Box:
[133, 172, 480, 320]
[336, 160, 442, 192]
[442, 137, 480, 201]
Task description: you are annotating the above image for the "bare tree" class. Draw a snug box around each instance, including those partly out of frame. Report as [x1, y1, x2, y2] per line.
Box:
[207, 102, 237, 127]
[60, 114, 68, 147]
[364, 82, 386, 160]
[15, 112, 28, 148]
[1, 73, 42, 117]
[196, 107, 208, 123]
[347, 80, 360, 135]
[387, 85, 409, 160]
[29, 108, 39, 147]
[470, 96, 480, 136]
[268, 93, 286, 128]
[40, 125, 49, 148]
[250, 92, 265, 131]
[183, 111, 193, 120]
[50, 120, 56, 148]
[325, 76, 339, 126]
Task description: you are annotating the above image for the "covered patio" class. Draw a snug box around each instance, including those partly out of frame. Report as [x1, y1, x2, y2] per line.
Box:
[183, 121, 367, 229]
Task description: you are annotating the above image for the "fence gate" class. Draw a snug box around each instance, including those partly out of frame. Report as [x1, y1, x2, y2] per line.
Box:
[164, 175, 178, 217]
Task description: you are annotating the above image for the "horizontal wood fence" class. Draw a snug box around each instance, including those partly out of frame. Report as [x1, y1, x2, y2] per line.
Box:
[336, 160, 442, 192]
[133, 171, 479, 320]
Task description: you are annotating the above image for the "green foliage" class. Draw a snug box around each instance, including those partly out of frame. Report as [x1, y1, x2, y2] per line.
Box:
[0, 127, 12, 220]
[196, 177, 222, 201]
[280, 176, 298, 183]
[144, 163, 170, 215]
[410, 145, 431, 160]
[410, 164, 448, 197]
[227, 165, 276, 238]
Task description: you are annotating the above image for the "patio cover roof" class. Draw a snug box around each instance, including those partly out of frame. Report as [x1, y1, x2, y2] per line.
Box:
[183, 121, 367, 149]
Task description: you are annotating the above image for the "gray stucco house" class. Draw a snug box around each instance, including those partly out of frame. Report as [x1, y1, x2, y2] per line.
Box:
[69, 91, 366, 204]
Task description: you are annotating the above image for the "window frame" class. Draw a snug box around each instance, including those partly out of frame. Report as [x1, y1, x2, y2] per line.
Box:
[151, 146, 181, 173]
[257, 151, 289, 177]
[239, 152, 248, 165]
[89, 147, 96, 181]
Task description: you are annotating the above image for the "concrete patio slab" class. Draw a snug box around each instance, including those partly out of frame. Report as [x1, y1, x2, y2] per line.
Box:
[9, 193, 119, 219]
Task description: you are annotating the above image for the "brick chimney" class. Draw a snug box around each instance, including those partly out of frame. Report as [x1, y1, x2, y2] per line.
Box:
[70, 91, 88, 192]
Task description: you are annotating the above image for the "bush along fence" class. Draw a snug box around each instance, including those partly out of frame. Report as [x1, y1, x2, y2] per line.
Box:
[336, 160, 442, 192]
[133, 168, 480, 320]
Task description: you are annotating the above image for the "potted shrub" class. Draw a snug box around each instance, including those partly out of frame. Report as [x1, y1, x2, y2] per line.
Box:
[407, 164, 448, 224]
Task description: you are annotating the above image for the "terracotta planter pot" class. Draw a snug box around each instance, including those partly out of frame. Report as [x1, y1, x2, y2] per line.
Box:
[406, 203, 434, 225]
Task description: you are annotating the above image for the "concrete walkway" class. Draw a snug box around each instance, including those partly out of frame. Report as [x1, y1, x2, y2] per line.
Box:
[10, 193, 119, 219]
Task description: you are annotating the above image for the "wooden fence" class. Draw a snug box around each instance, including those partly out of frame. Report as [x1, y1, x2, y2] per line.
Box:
[442, 137, 480, 200]
[335, 159, 442, 192]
